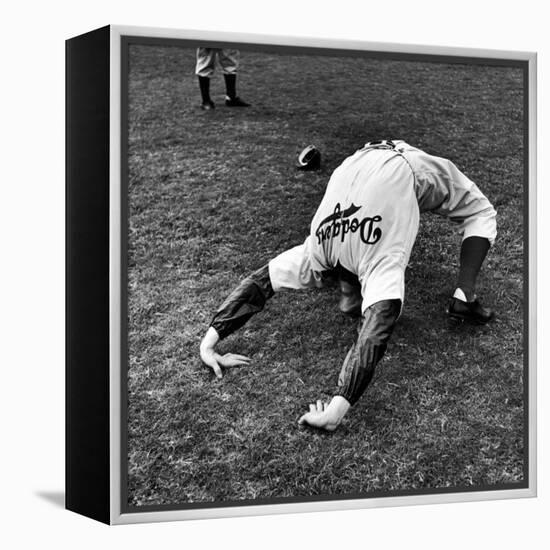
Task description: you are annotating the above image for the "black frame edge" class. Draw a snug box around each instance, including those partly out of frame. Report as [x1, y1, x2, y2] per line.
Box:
[65, 24, 111, 525]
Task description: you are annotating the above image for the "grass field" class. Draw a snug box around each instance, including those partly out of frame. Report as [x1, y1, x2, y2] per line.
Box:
[126, 45, 525, 507]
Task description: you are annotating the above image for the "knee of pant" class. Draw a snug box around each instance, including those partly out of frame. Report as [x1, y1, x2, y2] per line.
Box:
[462, 210, 497, 246]
[196, 69, 214, 78]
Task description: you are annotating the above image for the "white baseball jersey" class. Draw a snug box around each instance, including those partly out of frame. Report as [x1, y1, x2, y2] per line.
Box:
[269, 141, 497, 313]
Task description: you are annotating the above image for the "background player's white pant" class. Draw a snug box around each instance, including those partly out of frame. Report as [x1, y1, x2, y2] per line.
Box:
[195, 48, 239, 77]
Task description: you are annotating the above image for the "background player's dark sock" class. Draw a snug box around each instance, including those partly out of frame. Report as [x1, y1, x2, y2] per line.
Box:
[224, 74, 237, 99]
[457, 236, 491, 301]
[198, 76, 212, 104]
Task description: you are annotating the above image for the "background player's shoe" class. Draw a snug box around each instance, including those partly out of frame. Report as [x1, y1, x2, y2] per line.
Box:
[447, 297, 494, 325]
[225, 96, 250, 107]
[201, 100, 215, 110]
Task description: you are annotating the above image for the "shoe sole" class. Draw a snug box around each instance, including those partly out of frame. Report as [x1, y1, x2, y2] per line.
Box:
[446, 311, 493, 327]
[339, 307, 362, 317]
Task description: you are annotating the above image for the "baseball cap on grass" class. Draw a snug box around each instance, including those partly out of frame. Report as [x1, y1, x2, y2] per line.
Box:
[297, 145, 321, 170]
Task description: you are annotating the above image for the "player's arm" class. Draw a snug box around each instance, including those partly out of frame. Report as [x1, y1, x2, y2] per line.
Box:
[200, 264, 274, 377]
[299, 299, 401, 431]
[210, 264, 274, 338]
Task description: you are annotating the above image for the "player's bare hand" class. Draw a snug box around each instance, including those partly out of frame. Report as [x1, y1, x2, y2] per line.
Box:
[217, 353, 252, 368]
[200, 328, 252, 378]
[298, 396, 351, 432]
[201, 352, 251, 378]
[298, 400, 337, 431]
[200, 348, 224, 379]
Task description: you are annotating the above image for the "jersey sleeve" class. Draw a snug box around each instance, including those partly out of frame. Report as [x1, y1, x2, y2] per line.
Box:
[211, 239, 330, 340]
[210, 264, 274, 339]
[336, 299, 401, 406]
[268, 238, 327, 292]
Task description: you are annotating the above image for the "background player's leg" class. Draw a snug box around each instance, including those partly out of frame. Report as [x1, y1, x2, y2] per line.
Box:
[198, 76, 214, 109]
[224, 73, 237, 99]
[195, 48, 216, 110]
[223, 74, 250, 107]
[218, 49, 250, 107]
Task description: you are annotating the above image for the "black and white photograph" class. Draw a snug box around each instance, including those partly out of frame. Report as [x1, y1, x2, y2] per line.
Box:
[123, 38, 529, 510]
[5, 0, 549, 547]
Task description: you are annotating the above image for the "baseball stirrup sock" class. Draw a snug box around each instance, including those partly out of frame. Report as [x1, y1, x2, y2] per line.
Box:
[224, 74, 237, 99]
[457, 236, 490, 301]
[198, 76, 211, 103]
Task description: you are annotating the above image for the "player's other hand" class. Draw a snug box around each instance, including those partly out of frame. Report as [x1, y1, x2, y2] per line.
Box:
[200, 327, 251, 379]
[201, 351, 251, 379]
[217, 353, 252, 368]
[298, 400, 336, 431]
[298, 396, 351, 432]
[199, 346, 223, 379]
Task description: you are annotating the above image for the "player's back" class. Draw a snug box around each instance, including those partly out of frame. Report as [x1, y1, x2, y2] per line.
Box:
[308, 143, 419, 277]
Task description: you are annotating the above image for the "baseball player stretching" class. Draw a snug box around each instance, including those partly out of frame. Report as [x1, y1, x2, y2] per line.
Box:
[200, 140, 497, 432]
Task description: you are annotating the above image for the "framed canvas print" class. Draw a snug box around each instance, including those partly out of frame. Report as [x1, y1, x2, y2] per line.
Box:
[66, 25, 537, 525]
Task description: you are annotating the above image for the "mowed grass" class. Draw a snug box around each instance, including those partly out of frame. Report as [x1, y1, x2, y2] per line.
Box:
[126, 45, 525, 507]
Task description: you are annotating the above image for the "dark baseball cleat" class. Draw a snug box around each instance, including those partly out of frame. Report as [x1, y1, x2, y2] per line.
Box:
[200, 101, 215, 110]
[338, 280, 362, 317]
[339, 295, 362, 317]
[447, 297, 495, 326]
[225, 96, 250, 107]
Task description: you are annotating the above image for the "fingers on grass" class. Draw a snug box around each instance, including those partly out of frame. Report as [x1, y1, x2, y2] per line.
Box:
[230, 354, 251, 362]
[316, 400, 323, 412]
[220, 353, 252, 367]
[212, 363, 223, 379]
[230, 356, 251, 366]
[309, 404, 316, 413]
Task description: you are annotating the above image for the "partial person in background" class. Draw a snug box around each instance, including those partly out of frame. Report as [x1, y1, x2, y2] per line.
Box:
[195, 47, 250, 110]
